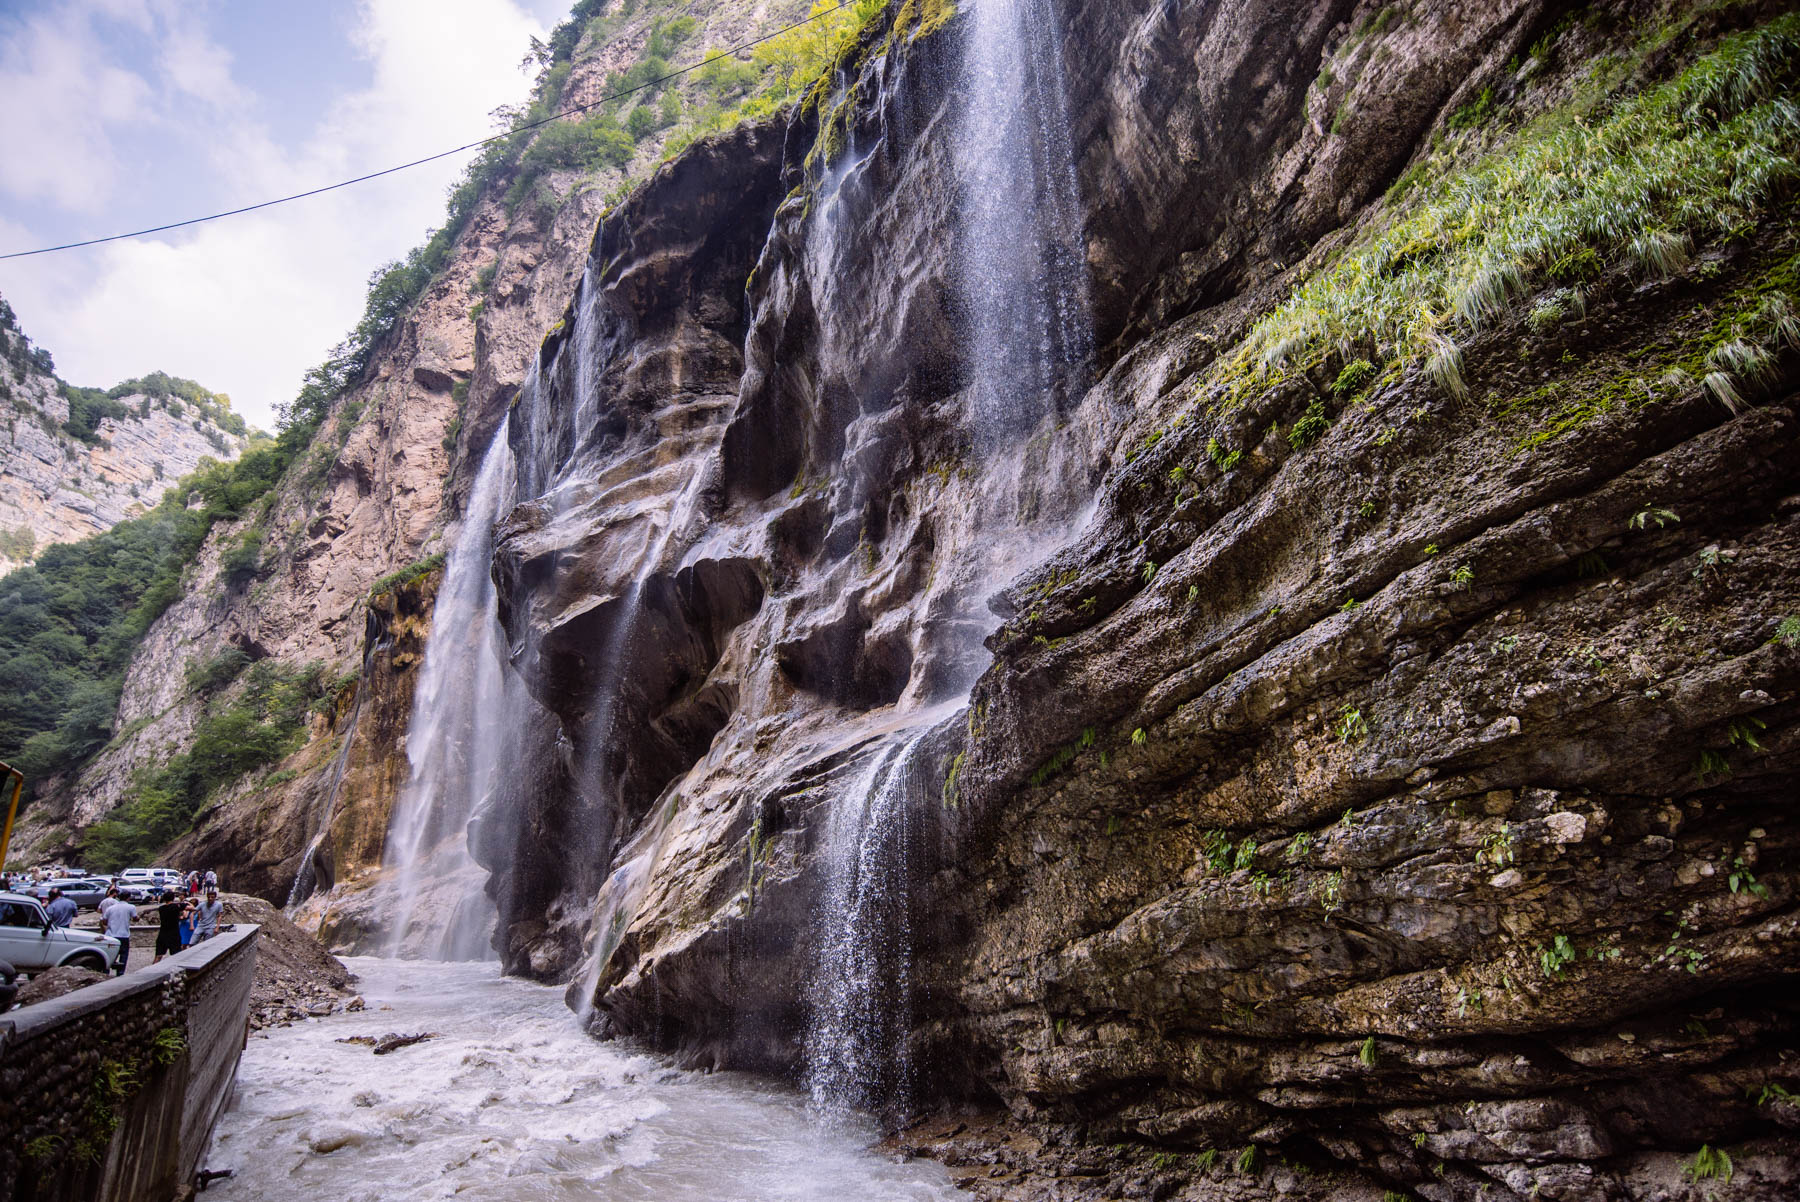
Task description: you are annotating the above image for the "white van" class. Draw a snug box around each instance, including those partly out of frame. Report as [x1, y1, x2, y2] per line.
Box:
[0, 892, 120, 974]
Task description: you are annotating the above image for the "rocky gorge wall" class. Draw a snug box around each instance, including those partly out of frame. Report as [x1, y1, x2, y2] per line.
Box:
[430, 0, 1800, 1199]
[0, 311, 248, 576]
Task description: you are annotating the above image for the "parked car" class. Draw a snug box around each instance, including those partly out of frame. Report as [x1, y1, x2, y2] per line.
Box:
[26, 878, 111, 908]
[117, 868, 182, 902]
[0, 893, 119, 974]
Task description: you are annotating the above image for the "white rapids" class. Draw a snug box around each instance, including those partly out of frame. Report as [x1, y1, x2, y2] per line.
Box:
[204, 958, 964, 1202]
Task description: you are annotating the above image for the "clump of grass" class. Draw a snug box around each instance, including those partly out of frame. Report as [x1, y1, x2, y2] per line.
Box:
[1527, 287, 1585, 332]
[1627, 229, 1692, 279]
[1194, 15, 1800, 411]
[1333, 357, 1378, 400]
[1703, 339, 1780, 414]
[1685, 1144, 1733, 1184]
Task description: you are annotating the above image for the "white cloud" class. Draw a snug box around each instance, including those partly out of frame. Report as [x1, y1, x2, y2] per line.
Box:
[0, 0, 548, 430]
[0, 6, 157, 213]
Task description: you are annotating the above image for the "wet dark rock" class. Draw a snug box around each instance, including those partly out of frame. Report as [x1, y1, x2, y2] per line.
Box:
[460, 0, 1800, 1196]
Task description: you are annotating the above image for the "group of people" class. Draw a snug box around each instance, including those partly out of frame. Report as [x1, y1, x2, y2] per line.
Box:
[97, 884, 225, 977]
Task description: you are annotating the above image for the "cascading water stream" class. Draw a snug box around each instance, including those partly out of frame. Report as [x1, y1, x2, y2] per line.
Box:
[380, 418, 517, 960]
[804, 721, 943, 1116]
[956, 0, 1093, 440]
[801, 0, 1094, 1118]
[285, 693, 366, 910]
[568, 465, 712, 1022]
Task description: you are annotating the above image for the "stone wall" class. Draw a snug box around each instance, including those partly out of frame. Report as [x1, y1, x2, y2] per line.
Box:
[0, 925, 259, 1202]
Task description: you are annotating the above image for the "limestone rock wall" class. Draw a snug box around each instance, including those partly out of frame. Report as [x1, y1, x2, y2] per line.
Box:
[0, 313, 248, 575]
[464, 0, 1800, 1198]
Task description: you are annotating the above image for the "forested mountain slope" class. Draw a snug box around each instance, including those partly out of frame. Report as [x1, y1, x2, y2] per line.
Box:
[0, 297, 248, 575]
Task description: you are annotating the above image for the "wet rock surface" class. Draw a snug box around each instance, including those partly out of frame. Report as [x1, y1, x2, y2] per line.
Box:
[455, 0, 1800, 1198]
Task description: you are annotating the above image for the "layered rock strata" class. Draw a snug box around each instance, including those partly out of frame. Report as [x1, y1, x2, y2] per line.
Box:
[464, 1, 1800, 1199]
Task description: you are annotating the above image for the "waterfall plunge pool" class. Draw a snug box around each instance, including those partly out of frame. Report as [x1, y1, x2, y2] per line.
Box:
[204, 958, 964, 1201]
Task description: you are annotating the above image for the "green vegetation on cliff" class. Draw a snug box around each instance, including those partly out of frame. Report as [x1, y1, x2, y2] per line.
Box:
[1204, 12, 1800, 412]
[83, 658, 331, 870]
[0, 434, 289, 796]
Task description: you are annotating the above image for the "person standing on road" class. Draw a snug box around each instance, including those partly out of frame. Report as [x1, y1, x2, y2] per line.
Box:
[204, 869, 217, 891]
[153, 891, 185, 962]
[45, 888, 76, 928]
[101, 889, 137, 975]
[192, 889, 224, 944]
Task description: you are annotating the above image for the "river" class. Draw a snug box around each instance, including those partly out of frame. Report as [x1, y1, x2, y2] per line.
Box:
[204, 958, 964, 1201]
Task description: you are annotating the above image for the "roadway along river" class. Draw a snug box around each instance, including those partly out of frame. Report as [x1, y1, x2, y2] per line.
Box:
[203, 957, 963, 1201]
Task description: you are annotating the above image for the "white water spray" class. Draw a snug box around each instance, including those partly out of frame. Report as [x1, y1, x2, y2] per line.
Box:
[381, 419, 517, 960]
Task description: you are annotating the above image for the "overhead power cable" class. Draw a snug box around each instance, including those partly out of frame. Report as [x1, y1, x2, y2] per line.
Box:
[0, 2, 849, 261]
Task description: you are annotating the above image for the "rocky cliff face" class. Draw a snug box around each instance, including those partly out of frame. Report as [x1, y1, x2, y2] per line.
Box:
[0, 306, 248, 575]
[31, 0, 1799, 1197]
[429, 0, 1800, 1199]
[22, 0, 841, 896]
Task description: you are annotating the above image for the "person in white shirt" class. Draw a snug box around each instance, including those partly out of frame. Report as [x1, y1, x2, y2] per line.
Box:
[100, 888, 138, 976]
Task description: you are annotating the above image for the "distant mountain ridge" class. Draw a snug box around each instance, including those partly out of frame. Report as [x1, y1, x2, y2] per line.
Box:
[0, 294, 250, 573]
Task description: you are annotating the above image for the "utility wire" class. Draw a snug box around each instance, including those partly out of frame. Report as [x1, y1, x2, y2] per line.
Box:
[0, 2, 849, 261]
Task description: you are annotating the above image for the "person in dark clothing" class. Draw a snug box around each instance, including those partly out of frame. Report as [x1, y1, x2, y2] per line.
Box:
[153, 891, 187, 962]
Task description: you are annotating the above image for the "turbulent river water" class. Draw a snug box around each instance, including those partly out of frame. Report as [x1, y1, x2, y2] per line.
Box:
[205, 959, 963, 1201]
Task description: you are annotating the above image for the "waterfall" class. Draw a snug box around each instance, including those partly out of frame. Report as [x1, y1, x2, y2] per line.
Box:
[381, 418, 517, 960]
[801, 0, 1093, 1117]
[567, 465, 711, 1017]
[805, 725, 938, 1117]
[284, 693, 365, 909]
[955, 0, 1092, 441]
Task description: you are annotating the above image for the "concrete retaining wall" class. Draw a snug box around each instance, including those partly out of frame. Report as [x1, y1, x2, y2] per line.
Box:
[0, 925, 259, 1202]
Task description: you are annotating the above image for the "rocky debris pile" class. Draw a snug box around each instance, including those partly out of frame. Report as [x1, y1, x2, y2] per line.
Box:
[11, 965, 110, 1009]
[333, 1031, 440, 1055]
[217, 893, 355, 1029]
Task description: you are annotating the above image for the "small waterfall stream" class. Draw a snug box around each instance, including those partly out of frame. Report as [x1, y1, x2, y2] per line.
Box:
[800, 0, 1093, 1117]
[956, 0, 1092, 436]
[379, 419, 517, 959]
[804, 722, 943, 1116]
[285, 693, 366, 909]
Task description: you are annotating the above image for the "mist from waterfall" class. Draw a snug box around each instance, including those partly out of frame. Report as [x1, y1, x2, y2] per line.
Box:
[380, 418, 517, 961]
[802, 0, 1093, 1121]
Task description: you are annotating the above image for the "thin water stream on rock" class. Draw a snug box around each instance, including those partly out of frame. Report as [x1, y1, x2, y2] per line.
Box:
[286, 693, 366, 908]
[206, 958, 961, 1201]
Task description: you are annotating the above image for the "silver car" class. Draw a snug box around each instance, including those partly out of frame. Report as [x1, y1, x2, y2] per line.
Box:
[0, 893, 120, 974]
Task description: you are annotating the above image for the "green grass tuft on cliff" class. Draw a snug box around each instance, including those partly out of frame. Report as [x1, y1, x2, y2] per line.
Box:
[1199, 12, 1800, 411]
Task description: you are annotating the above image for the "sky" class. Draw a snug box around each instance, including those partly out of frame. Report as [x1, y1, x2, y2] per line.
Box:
[0, 0, 571, 431]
